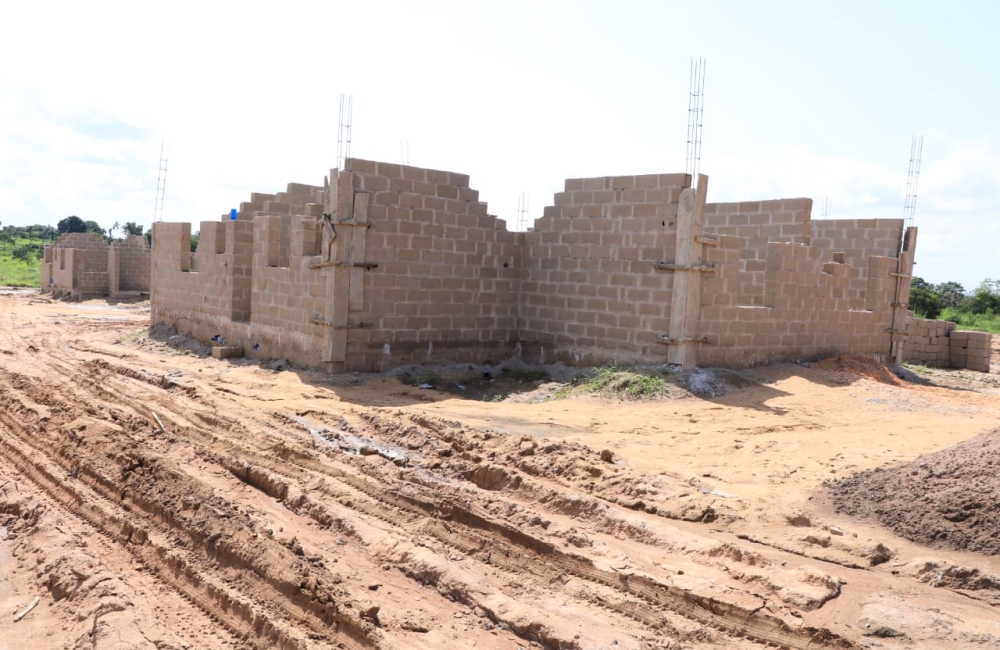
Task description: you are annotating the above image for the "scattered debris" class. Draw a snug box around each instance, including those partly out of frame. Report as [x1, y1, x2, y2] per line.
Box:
[13, 596, 40, 622]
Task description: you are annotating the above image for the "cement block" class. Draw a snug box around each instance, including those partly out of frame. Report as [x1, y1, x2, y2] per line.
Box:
[212, 346, 244, 359]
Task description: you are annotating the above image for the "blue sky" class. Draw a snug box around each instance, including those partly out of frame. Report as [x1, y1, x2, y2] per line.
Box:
[1, 0, 997, 288]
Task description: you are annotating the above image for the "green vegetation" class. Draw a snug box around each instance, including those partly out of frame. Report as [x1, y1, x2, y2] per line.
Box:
[938, 308, 1000, 334]
[912, 277, 1000, 334]
[0, 255, 42, 287]
[56, 215, 105, 237]
[555, 365, 672, 400]
[0, 216, 153, 289]
[0, 222, 57, 288]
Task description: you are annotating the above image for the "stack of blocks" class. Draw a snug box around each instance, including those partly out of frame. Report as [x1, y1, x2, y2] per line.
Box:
[950, 330, 992, 372]
[905, 318, 956, 367]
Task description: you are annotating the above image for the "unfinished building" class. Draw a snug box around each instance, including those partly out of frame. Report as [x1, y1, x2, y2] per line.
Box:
[41, 233, 151, 299]
[150, 159, 988, 373]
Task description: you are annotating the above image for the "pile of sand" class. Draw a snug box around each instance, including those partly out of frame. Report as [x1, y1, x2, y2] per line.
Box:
[813, 354, 904, 386]
[829, 427, 1000, 555]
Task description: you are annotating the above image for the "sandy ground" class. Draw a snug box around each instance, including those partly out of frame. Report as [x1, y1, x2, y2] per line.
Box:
[1, 289, 1000, 649]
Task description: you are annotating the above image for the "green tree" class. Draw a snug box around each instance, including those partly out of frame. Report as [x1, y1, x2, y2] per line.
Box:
[57, 216, 87, 234]
[909, 286, 943, 319]
[83, 220, 105, 236]
[190, 230, 200, 253]
[933, 281, 966, 309]
[910, 277, 934, 292]
[11, 243, 44, 262]
[966, 287, 1000, 315]
[123, 222, 144, 236]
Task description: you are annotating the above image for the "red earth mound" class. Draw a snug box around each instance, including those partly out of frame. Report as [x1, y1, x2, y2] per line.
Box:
[813, 354, 904, 386]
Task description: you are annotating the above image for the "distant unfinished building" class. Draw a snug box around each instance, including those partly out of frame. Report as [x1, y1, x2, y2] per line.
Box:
[149, 159, 987, 372]
[41, 233, 151, 300]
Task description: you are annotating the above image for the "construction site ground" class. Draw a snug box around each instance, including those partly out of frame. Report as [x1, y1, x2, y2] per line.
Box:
[2, 288, 1000, 650]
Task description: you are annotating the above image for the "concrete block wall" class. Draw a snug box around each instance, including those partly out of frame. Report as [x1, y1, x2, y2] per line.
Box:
[341, 159, 520, 370]
[41, 232, 111, 297]
[904, 317, 955, 367]
[151, 221, 255, 346]
[109, 235, 151, 295]
[226, 181, 325, 221]
[151, 160, 522, 371]
[247, 215, 328, 367]
[703, 199, 812, 306]
[518, 173, 691, 365]
[810, 219, 904, 309]
[697, 235, 900, 368]
[148, 161, 923, 374]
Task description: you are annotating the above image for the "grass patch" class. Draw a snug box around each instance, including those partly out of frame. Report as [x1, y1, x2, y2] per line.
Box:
[116, 327, 150, 345]
[904, 363, 930, 375]
[0, 234, 48, 288]
[0, 255, 41, 287]
[557, 365, 672, 400]
[938, 308, 1000, 334]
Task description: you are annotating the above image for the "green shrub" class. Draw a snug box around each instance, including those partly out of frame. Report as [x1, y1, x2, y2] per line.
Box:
[909, 286, 942, 319]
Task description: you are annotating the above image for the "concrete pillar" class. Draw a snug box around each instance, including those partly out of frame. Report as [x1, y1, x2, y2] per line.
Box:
[667, 174, 709, 370]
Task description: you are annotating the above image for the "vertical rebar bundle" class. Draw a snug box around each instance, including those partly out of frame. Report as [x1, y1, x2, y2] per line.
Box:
[338, 94, 353, 170]
[154, 142, 168, 222]
[685, 58, 706, 183]
[903, 135, 924, 228]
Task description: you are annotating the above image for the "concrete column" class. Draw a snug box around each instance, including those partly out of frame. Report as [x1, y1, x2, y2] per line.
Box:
[667, 174, 709, 370]
[892, 226, 918, 363]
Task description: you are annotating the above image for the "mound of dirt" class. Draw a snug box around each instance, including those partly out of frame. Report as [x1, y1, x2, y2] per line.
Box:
[829, 427, 1000, 555]
[814, 354, 903, 386]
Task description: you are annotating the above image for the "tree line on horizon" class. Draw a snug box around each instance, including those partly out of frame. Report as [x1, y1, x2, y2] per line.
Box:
[909, 277, 1000, 322]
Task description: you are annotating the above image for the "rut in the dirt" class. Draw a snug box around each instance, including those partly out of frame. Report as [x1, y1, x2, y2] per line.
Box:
[0, 345, 858, 650]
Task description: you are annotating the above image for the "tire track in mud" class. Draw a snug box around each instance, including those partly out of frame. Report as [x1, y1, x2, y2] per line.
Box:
[0, 370, 375, 650]
[46, 359, 726, 647]
[107, 367, 850, 648]
[0, 420, 257, 648]
[0, 306, 853, 650]
[173, 398, 851, 649]
[274, 413, 855, 650]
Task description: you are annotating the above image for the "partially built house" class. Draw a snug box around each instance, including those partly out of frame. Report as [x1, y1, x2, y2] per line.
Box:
[149, 159, 988, 373]
[41, 233, 151, 299]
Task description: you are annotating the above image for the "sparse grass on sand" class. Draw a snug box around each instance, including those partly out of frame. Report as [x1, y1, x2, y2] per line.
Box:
[555, 365, 672, 400]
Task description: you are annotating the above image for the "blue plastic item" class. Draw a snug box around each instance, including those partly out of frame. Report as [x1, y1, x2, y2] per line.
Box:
[230, 208, 237, 220]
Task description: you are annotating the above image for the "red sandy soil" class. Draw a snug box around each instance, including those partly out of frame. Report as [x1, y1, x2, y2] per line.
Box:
[2, 289, 1000, 649]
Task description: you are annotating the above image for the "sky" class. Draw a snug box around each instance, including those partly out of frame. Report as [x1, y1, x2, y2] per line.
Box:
[1, 0, 997, 289]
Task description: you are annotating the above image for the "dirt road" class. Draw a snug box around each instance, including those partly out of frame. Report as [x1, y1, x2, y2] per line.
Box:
[1, 289, 999, 649]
